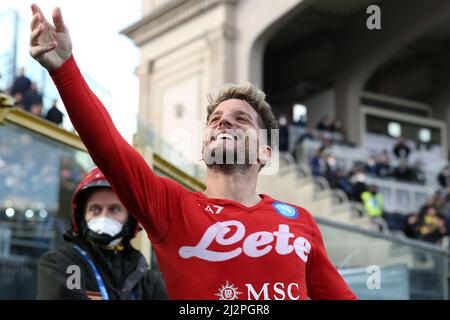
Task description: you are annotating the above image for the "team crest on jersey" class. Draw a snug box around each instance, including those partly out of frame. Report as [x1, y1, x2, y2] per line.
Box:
[272, 201, 299, 219]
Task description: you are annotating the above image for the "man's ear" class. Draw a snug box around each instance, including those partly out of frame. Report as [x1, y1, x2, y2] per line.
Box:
[258, 144, 272, 167]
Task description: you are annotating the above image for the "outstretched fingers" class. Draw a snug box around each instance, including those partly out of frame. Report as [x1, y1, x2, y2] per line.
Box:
[30, 23, 43, 46]
[30, 42, 57, 59]
[30, 12, 41, 30]
[52, 7, 67, 33]
[31, 3, 47, 23]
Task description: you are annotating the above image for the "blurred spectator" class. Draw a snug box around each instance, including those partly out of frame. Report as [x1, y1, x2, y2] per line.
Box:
[293, 114, 306, 127]
[393, 137, 411, 161]
[316, 116, 333, 132]
[278, 115, 289, 152]
[407, 206, 447, 244]
[350, 170, 367, 203]
[331, 120, 344, 143]
[411, 160, 426, 184]
[10, 67, 31, 97]
[23, 82, 43, 112]
[361, 185, 384, 218]
[443, 187, 450, 237]
[444, 186, 450, 212]
[295, 127, 315, 146]
[45, 100, 64, 125]
[30, 103, 44, 118]
[393, 160, 413, 181]
[310, 147, 326, 176]
[437, 165, 450, 188]
[375, 149, 392, 177]
[432, 191, 447, 215]
[324, 154, 339, 189]
[293, 127, 314, 162]
[13, 92, 25, 109]
[317, 131, 333, 149]
[365, 156, 378, 176]
[336, 169, 353, 199]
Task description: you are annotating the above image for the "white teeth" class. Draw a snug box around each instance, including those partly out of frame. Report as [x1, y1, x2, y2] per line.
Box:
[216, 133, 234, 141]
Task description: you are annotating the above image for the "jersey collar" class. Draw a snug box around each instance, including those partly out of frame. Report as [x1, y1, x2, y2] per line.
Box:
[193, 192, 274, 211]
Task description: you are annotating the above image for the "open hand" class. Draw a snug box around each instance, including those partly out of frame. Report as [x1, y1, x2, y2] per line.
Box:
[29, 3, 72, 72]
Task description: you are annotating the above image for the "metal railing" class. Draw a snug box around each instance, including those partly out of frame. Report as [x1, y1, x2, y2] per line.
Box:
[317, 216, 449, 299]
[366, 176, 435, 214]
[296, 139, 440, 215]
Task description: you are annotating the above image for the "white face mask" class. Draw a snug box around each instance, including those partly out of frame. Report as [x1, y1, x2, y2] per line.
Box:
[356, 173, 366, 182]
[328, 158, 336, 166]
[87, 216, 123, 237]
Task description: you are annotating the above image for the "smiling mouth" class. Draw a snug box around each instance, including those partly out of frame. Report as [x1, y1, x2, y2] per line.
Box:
[212, 132, 237, 142]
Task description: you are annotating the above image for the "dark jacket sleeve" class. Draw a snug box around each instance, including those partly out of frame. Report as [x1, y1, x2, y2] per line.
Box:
[141, 270, 168, 300]
[36, 250, 89, 300]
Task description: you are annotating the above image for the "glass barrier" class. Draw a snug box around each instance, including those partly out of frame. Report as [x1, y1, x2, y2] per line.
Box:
[317, 217, 449, 300]
[137, 120, 206, 182]
[0, 122, 94, 299]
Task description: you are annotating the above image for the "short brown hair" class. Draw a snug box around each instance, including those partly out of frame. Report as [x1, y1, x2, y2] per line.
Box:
[206, 83, 278, 146]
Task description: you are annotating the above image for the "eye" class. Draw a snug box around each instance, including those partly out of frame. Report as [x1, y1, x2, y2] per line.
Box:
[90, 206, 101, 214]
[109, 206, 121, 214]
[209, 116, 219, 124]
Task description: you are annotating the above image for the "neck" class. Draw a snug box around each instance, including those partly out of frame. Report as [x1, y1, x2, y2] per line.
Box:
[203, 165, 261, 206]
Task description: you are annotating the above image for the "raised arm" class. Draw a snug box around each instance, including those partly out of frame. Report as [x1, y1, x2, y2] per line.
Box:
[29, 4, 187, 243]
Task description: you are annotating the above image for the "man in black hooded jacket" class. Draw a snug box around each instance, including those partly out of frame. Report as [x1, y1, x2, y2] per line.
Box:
[37, 167, 167, 300]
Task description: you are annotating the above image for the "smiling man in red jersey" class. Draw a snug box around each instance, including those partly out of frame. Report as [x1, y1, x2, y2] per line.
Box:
[29, 3, 357, 300]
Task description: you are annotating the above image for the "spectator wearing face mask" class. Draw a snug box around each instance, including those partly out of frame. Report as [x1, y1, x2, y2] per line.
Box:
[37, 167, 167, 300]
[350, 169, 368, 203]
[324, 154, 339, 188]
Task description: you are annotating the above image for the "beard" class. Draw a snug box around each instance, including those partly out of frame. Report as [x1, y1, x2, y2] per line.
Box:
[206, 157, 252, 175]
[203, 140, 255, 175]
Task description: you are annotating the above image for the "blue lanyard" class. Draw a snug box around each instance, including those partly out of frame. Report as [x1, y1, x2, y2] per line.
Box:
[73, 245, 110, 300]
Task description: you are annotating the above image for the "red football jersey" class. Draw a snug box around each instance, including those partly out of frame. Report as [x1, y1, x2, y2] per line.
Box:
[50, 56, 357, 300]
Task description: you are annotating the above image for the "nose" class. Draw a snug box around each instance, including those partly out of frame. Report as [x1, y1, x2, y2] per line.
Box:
[99, 208, 109, 217]
[218, 114, 233, 129]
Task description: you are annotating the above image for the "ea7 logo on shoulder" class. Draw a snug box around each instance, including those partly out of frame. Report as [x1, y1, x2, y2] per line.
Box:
[203, 204, 224, 215]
